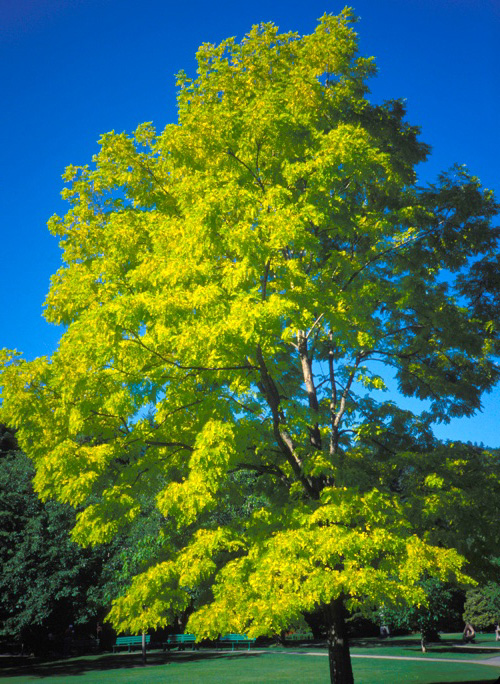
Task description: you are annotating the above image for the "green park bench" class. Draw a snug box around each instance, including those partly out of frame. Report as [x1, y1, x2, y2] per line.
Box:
[163, 634, 198, 650]
[217, 634, 256, 651]
[112, 635, 151, 652]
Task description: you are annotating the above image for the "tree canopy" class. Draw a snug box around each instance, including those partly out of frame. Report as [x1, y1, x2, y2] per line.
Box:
[1, 10, 499, 682]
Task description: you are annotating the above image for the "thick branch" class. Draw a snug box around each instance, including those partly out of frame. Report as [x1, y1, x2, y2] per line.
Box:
[333, 354, 363, 430]
[329, 354, 364, 462]
[328, 332, 338, 457]
[297, 330, 322, 449]
[230, 461, 288, 483]
[261, 259, 271, 302]
[256, 345, 317, 499]
[306, 313, 325, 340]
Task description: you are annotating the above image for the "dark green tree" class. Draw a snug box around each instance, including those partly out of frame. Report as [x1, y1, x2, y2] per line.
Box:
[0, 426, 105, 654]
[463, 581, 500, 631]
[382, 578, 464, 651]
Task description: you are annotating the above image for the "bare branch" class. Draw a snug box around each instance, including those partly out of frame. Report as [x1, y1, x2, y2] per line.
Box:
[145, 440, 194, 452]
[261, 259, 271, 302]
[222, 393, 260, 415]
[227, 148, 265, 192]
[334, 354, 364, 430]
[122, 331, 257, 372]
[341, 227, 439, 292]
[230, 462, 288, 481]
[126, 153, 180, 214]
[328, 332, 338, 457]
[306, 313, 325, 340]
[256, 344, 318, 499]
[154, 399, 205, 427]
[297, 330, 322, 450]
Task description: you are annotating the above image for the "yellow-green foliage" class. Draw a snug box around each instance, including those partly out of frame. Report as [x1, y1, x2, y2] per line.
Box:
[1, 9, 498, 641]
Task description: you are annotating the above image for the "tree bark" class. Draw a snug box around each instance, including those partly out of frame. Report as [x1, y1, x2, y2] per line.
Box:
[420, 633, 427, 653]
[297, 330, 322, 449]
[324, 597, 354, 684]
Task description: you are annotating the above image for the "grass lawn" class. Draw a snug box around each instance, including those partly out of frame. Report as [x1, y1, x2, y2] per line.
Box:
[1, 634, 499, 684]
[349, 632, 500, 661]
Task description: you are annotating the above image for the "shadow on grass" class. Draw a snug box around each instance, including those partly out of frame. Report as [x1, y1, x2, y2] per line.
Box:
[352, 638, 418, 648]
[0, 649, 264, 679]
[351, 638, 434, 653]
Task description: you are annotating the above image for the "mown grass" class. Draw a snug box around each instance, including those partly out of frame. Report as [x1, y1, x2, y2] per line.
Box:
[349, 631, 500, 661]
[1, 633, 499, 684]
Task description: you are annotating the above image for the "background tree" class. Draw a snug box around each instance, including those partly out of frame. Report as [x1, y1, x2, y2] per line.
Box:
[0, 424, 169, 655]
[0, 426, 103, 654]
[463, 580, 500, 632]
[381, 578, 464, 652]
[1, 10, 499, 683]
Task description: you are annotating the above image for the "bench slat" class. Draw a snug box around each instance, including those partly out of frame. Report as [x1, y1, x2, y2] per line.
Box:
[218, 634, 255, 651]
[113, 635, 151, 652]
[163, 634, 198, 651]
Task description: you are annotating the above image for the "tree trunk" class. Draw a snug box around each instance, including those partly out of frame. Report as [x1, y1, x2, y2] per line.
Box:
[274, 630, 286, 647]
[420, 632, 427, 653]
[325, 597, 354, 684]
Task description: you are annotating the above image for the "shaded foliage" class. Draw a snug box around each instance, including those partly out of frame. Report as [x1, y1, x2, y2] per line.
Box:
[463, 581, 500, 631]
[382, 579, 464, 647]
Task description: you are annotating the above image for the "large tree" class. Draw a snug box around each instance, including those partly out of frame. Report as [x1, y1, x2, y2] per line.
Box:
[1, 10, 499, 682]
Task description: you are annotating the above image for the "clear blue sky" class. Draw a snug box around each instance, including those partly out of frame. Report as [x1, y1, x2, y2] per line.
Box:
[1, 0, 498, 444]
